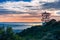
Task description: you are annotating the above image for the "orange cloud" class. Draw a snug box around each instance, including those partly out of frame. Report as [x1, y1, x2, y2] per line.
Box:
[0, 10, 58, 22]
[0, 14, 41, 22]
[0, 17, 41, 22]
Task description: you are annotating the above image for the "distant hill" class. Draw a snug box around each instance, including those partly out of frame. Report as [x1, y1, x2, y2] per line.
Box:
[18, 19, 60, 40]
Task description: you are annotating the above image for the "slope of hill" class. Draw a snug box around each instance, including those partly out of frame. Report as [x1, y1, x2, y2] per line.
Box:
[0, 19, 60, 40]
[18, 19, 60, 40]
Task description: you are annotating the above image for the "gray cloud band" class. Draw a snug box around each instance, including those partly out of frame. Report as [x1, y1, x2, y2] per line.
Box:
[42, 1, 60, 9]
[0, 0, 59, 15]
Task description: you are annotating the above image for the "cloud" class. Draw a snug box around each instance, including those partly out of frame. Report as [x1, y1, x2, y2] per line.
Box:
[0, 0, 59, 22]
[0, 0, 57, 12]
[0, 0, 59, 15]
[42, 1, 60, 9]
[33, 0, 57, 3]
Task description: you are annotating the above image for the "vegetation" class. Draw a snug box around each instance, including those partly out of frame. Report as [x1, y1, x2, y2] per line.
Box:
[0, 19, 60, 40]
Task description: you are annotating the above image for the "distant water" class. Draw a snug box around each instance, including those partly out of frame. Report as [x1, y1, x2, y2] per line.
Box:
[0, 22, 42, 33]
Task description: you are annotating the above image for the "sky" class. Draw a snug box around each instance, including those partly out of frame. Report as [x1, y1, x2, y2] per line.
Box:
[0, 0, 60, 22]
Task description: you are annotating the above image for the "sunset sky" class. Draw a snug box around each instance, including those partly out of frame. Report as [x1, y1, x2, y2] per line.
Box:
[0, 0, 60, 22]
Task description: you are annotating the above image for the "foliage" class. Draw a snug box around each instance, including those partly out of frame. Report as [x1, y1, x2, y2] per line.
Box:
[19, 19, 60, 40]
[0, 19, 60, 40]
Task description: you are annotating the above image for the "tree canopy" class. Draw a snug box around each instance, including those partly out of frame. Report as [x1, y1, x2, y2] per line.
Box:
[0, 19, 60, 40]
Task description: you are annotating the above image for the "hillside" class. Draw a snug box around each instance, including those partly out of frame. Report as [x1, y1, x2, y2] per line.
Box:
[0, 19, 60, 40]
[18, 19, 60, 40]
